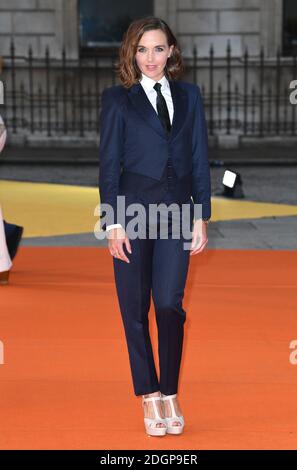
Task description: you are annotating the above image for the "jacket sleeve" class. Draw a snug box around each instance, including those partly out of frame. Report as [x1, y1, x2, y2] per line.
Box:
[191, 85, 211, 220]
[98, 88, 125, 231]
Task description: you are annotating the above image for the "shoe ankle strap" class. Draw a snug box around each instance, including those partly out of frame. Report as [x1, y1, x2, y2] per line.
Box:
[142, 396, 161, 404]
[161, 393, 177, 400]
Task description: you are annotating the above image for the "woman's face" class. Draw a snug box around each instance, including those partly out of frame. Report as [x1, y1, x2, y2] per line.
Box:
[135, 29, 174, 82]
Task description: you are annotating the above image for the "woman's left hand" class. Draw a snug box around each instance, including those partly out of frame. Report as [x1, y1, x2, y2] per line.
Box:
[190, 220, 208, 255]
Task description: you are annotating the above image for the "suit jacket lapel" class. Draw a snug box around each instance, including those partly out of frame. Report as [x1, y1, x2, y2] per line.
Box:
[168, 79, 188, 142]
[127, 79, 188, 141]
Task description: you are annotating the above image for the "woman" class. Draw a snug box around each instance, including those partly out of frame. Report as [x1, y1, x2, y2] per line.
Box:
[0, 206, 12, 284]
[99, 17, 211, 437]
[0, 115, 12, 284]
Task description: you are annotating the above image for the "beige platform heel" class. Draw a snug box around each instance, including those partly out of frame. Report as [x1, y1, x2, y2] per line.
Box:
[142, 395, 167, 436]
[161, 393, 185, 434]
[0, 270, 9, 285]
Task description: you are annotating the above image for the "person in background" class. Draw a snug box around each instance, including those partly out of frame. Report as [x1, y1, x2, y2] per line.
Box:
[0, 206, 12, 284]
[0, 114, 23, 284]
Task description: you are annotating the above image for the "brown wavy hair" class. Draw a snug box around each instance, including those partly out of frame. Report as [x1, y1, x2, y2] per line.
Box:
[115, 16, 184, 88]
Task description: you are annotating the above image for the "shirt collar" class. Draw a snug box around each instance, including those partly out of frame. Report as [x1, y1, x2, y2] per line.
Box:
[139, 72, 169, 93]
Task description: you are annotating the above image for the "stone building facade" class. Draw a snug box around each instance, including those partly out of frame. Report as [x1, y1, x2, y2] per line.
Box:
[0, 0, 295, 145]
[0, 0, 286, 59]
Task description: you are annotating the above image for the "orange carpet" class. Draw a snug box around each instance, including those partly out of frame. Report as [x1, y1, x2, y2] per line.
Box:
[0, 247, 297, 450]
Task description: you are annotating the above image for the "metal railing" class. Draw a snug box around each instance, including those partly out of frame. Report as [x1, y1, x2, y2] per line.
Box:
[0, 40, 296, 138]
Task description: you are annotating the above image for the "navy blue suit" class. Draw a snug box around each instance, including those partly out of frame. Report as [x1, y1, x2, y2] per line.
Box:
[99, 79, 211, 396]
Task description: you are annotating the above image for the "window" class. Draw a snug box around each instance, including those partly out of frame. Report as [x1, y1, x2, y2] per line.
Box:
[283, 0, 297, 56]
[79, 0, 153, 56]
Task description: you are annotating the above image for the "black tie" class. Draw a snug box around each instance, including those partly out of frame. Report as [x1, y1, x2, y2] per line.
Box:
[153, 82, 175, 190]
[153, 82, 171, 134]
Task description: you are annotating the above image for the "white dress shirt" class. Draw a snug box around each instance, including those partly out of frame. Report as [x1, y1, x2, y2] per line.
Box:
[138, 72, 174, 125]
[105, 72, 174, 232]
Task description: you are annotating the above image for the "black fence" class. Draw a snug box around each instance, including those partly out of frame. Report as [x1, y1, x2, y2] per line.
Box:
[0, 40, 296, 138]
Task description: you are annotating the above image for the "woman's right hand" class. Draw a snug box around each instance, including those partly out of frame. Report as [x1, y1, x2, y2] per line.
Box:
[107, 227, 132, 263]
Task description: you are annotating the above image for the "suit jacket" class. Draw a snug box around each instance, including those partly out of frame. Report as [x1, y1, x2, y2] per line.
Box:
[98, 79, 211, 230]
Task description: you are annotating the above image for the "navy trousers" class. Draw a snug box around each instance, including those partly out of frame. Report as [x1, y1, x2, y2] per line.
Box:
[112, 162, 194, 396]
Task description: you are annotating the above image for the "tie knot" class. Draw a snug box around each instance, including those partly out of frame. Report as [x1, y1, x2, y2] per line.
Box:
[153, 82, 162, 93]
